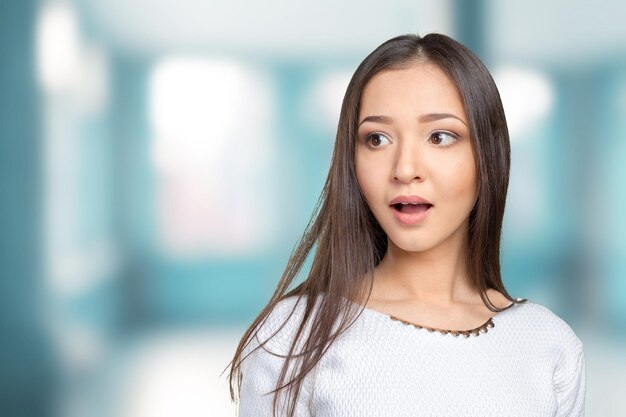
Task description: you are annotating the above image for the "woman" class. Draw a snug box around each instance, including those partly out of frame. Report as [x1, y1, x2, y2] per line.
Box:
[227, 33, 586, 417]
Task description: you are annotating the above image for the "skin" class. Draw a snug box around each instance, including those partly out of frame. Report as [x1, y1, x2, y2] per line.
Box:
[355, 62, 510, 329]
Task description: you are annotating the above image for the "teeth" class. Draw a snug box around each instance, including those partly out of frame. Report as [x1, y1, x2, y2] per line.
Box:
[400, 202, 422, 205]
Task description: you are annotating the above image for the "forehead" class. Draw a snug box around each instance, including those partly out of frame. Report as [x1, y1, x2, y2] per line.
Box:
[358, 63, 467, 121]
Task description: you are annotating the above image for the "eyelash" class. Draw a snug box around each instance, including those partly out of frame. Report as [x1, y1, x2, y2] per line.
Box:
[363, 131, 460, 148]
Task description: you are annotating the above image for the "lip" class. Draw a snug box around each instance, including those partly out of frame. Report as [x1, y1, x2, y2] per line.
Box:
[389, 195, 433, 226]
[389, 195, 432, 205]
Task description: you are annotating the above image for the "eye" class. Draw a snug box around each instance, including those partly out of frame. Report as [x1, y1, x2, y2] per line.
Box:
[429, 131, 459, 146]
[364, 132, 391, 148]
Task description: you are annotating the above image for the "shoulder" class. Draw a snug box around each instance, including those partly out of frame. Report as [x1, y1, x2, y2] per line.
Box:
[238, 295, 321, 413]
[248, 294, 323, 355]
[521, 301, 587, 414]
[522, 301, 582, 339]
[516, 300, 584, 355]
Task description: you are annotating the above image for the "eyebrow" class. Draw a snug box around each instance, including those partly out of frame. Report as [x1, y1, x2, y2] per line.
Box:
[358, 113, 468, 127]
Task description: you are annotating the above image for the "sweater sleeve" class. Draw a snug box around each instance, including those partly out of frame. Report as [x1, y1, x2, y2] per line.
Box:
[552, 329, 586, 417]
[237, 297, 315, 417]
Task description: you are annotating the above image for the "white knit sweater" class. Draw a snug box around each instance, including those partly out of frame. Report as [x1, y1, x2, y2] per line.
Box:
[238, 294, 586, 417]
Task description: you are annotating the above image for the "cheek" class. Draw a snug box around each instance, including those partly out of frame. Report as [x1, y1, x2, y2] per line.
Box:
[437, 155, 477, 204]
[355, 152, 383, 205]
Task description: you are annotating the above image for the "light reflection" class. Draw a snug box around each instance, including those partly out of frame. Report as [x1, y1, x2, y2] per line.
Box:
[148, 58, 277, 258]
[302, 71, 352, 133]
[493, 66, 554, 141]
[36, 2, 81, 93]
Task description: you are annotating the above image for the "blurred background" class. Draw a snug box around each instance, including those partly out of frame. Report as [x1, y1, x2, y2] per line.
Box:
[1, 0, 625, 416]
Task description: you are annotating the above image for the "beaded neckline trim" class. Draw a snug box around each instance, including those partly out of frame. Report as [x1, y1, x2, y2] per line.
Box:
[388, 315, 495, 337]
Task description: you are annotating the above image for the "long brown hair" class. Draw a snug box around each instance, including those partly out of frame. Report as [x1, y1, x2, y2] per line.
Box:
[226, 32, 527, 417]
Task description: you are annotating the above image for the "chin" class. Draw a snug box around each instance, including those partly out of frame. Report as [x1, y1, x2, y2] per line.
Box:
[387, 235, 438, 253]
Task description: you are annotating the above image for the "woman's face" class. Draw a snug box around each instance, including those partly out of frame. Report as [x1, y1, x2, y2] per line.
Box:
[355, 62, 477, 254]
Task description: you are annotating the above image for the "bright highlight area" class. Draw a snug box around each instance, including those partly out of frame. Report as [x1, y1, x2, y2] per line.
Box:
[493, 66, 554, 141]
[148, 58, 277, 258]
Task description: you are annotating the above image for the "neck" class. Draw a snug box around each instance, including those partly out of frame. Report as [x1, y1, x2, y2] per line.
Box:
[371, 228, 478, 308]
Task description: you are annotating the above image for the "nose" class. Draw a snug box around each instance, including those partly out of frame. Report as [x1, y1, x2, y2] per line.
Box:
[392, 138, 425, 183]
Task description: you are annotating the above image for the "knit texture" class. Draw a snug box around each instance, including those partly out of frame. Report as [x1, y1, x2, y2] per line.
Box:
[238, 294, 586, 417]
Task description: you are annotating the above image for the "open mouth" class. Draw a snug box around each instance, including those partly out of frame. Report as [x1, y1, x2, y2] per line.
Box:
[391, 203, 433, 214]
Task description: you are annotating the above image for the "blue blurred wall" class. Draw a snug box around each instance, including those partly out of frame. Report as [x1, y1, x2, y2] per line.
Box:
[0, 0, 56, 415]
